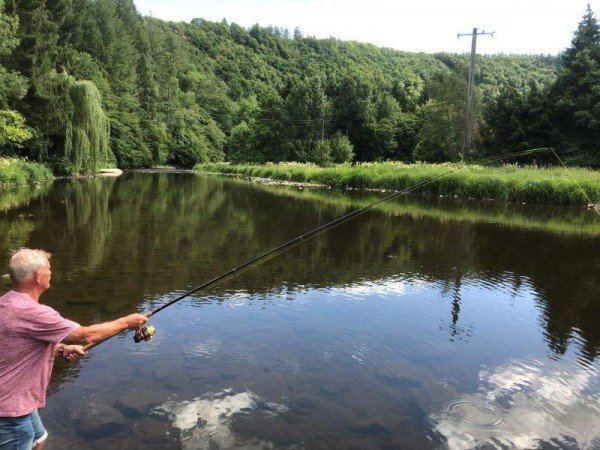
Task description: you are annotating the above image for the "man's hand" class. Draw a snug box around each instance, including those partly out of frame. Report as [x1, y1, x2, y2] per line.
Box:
[122, 313, 149, 330]
[61, 345, 87, 362]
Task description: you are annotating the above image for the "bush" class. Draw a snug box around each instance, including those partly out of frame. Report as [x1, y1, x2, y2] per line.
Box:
[311, 139, 332, 166]
[227, 121, 256, 163]
[169, 134, 210, 168]
[330, 132, 354, 163]
[0, 158, 53, 185]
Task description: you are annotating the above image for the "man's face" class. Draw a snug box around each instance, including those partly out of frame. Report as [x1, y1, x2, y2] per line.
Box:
[37, 261, 51, 291]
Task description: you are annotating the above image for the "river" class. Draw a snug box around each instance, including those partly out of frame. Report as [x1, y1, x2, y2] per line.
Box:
[1, 172, 599, 449]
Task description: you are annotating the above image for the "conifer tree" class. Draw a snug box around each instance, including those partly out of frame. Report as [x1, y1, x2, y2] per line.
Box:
[550, 4, 600, 166]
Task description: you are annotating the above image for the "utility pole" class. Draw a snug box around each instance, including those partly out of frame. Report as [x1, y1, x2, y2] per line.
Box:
[321, 97, 325, 141]
[457, 28, 494, 157]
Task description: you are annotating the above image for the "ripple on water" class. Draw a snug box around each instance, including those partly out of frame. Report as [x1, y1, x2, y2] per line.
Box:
[432, 358, 600, 449]
[443, 400, 505, 429]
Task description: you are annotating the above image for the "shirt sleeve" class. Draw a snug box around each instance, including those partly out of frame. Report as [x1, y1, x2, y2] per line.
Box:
[15, 303, 80, 344]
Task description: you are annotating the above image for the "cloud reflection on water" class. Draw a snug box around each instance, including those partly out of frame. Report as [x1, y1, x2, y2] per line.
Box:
[155, 388, 288, 449]
[432, 359, 600, 449]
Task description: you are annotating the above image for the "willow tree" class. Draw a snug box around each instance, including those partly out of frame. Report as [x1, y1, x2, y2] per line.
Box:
[64, 79, 110, 173]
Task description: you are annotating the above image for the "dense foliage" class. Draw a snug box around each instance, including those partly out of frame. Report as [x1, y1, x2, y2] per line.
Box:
[483, 5, 600, 167]
[0, 0, 30, 148]
[2, 0, 597, 171]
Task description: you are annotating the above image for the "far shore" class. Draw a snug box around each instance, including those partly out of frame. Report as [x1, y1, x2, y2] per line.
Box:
[1, 157, 598, 208]
[196, 162, 600, 207]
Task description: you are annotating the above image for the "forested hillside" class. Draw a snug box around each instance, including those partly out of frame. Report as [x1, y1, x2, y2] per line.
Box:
[3, 0, 591, 173]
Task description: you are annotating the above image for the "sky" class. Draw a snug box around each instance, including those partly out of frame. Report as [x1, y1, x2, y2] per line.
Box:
[133, 0, 598, 55]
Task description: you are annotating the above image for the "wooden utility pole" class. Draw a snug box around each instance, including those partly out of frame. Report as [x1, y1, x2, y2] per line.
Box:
[457, 28, 494, 157]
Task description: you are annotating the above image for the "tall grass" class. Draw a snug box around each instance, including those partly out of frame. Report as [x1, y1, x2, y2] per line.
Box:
[197, 162, 600, 206]
[0, 158, 53, 186]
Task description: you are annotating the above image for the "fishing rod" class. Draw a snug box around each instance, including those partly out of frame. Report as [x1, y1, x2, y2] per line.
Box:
[83, 147, 555, 351]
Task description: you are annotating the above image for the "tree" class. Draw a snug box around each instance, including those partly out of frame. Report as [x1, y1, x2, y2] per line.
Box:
[549, 4, 600, 166]
[284, 76, 332, 163]
[481, 86, 528, 156]
[415, 71, 482, 162]
[63, 78, 111, 173]
[331, 70, 372, 160]
[364, 94, 404, 161]
[0, 110, 30, 146]
[0, 0, 30, 150]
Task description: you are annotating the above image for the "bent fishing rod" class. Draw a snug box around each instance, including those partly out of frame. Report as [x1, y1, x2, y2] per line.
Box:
[83, 147, 554, 351]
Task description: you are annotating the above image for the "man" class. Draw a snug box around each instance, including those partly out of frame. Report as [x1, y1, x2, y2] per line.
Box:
[0, 249, 148, 449]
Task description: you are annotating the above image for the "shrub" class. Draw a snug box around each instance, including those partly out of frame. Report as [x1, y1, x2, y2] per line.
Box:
[169, 134, 210, 168]
[311, 139, 332, 166]
[330, 132, 354, 163]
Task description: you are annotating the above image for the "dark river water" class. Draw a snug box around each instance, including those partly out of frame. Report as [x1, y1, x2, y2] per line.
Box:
[1, 172, 599, 449]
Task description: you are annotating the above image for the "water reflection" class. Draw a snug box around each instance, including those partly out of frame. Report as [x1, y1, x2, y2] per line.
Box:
[156, 389, 288, 449]
[0, 173, 598, 449]
[0, 173, 597, 362]
[432, 359, 600, 449]
[0, 183, 50, 212]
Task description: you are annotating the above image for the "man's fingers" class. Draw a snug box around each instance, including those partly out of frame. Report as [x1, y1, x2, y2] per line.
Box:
[63, 346, 87, 361]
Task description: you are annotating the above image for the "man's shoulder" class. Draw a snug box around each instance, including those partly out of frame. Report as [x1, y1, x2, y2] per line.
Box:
[0, 291, 60, 316]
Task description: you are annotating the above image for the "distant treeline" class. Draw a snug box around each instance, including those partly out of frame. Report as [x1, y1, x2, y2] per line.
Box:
[0, 0, 597, 172]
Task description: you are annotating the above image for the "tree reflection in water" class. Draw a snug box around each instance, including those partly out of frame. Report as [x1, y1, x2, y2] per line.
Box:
[0, 173, 598, 448]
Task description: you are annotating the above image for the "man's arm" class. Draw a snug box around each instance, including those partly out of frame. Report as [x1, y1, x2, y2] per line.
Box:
[62, 313, 148, 345]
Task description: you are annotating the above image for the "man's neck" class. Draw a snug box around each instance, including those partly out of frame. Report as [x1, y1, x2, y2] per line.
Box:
[14, 286, 41, 302]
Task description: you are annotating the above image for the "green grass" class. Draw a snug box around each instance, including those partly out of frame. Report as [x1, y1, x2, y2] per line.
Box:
[197, 162, 600, 206]
[0, 158, 53, 186]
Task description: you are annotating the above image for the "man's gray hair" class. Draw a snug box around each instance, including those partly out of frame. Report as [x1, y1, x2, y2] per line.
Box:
[9, 248, 52, 284]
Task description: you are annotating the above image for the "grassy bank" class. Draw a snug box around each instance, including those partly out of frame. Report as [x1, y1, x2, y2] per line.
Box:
[197, 162, 600, 206]
[0, 158, 53, 186]
[248, 181, 600, 236]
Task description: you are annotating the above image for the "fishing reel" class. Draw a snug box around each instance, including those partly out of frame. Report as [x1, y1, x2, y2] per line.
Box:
[134, 325, 156, 343]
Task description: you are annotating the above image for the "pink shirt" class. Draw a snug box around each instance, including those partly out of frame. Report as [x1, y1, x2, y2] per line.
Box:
[0, 290, 79, 417]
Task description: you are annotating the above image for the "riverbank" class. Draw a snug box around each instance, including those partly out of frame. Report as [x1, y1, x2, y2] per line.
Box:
[0, 158, 53, 186]
[242, 180, 600, 236]
[197, 162, 600, 206]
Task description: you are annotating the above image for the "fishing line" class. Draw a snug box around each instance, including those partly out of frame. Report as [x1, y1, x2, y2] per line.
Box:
[83, 146, 555, 351]
[550, 148, 600, 216]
